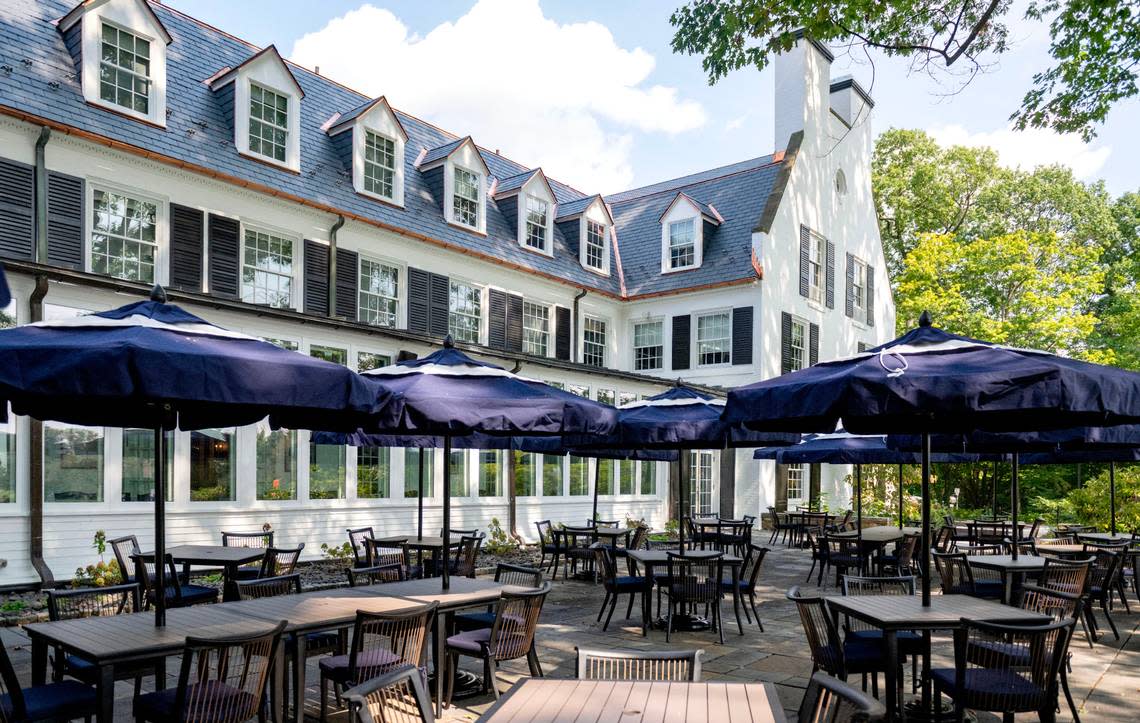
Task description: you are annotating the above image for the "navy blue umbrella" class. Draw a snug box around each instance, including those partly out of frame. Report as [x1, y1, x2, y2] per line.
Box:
[0, 287, 384, 624]
[342, 338, 619, 588]
[724, 312, 1140, 604]
[0, 263, 10, 308]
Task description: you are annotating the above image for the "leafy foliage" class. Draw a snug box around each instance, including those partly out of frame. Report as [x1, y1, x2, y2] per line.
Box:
[1063, 464, 1140, 531]
[484, 517, 518, 555]
[320, 541, 354, 564]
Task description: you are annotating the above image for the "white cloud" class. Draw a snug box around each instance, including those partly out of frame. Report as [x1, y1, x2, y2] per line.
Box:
[289, 0, 706, 192]
[927, 124, 1111, 179]
[724, 115, 747, 132]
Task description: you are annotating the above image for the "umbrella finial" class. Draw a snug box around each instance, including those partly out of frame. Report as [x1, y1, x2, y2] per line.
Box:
[442, 334, 455, 349]
[149, 285, 167, 303]
[674, 377, 684, 388]
[918, 310, 932, 327]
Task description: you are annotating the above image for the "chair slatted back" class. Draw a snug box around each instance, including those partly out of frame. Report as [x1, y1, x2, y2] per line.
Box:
[258, 544, 304, 578]
[221, 530, 273, 549]
[347, 527, 375, 568]
[47, 582, 140, 621]
[535, 520, 554, 546]
[175, 621, 286, 723]
[954, 618, 1073, 713]
[1085, 549, 1121, 592]
[109, 534, 141, 583]
[344, 664, 433, 723]
[348, 603, 437, 685]
[132, 553, 188, 607]
[798, 672, 887, 723]
[1019, 584, 1081, 623]
[493, 563, 542, 588]
[365, 539, 409, 577]
[234, 574, 301, 600]
[575, 647, 703, 682]
[0, 642, 29, 722]
[349, 563, 406, 587]
[628, 525, 649, 552]
[787, 587, 844, 677]
[932, 551, 975, 595]
[742, 544, 770, 590]
[450, 535, 483, 579]
[933, 526, 954, 553]
[488, 583, 550, 662]
[841, 576, 914, 635]
[665, 552, 723, 605]
[1039, 557, 1091, 596]
[442, 528, 479, 538]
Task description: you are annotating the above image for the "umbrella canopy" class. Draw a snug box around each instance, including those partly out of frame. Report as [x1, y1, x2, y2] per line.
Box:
[0, 288, 385, 625]
[723, 312, 1140, 604]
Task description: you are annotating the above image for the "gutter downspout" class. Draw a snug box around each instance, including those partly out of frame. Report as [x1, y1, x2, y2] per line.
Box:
[571, 288, 587, 361]
[30, 126, 53, 588]
[327, 215, 345, 317]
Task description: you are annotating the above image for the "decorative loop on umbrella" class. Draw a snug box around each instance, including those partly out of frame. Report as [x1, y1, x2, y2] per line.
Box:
[879, 348, 909, 378]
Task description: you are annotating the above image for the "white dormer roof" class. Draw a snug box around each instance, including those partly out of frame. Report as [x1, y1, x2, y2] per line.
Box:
[555, 194, 614, 225]
[492, 168, 554, 201]
[416, 136, 489, 175]
[325, 96, 407, 139]
[658, 192, 724, 226]
[207, 45, 304, 98]
[58, 0, 173, 45]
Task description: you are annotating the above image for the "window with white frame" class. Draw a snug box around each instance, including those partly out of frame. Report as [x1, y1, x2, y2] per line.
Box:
[248, 83, 289, 163]
[357, 351, 392, 372]
[808, 231, 826, 304]
[689, 451, 714, 516]
[789, 316, 807, 372]
[242, 229, 293, 308]
[99, 23, 151, 115]
[448, 280, 481, 343]
[696, 312, 731, 366]
[852, 256, 868, 314]
[524, 195, 549, 251]
[363, 131, 396, 200]
[522, 301, 550, 356]
[633, 320, 663, 371]
[90, 188, 158, 283]
[0, 408, 13, 503]
[668, 218, 696, 269]
[358, 258, 399, 327]
[786, 463, 805, 501]
[582, 317, 607, 367]
[585, 219, 606, 271]
[452, 167, 480, 228]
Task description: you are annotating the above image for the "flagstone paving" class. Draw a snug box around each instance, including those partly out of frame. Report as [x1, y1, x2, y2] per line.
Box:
[2, 542, 1137, 721]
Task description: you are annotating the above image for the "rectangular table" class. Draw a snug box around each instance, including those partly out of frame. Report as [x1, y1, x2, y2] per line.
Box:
[625, 549, 743, 636]
[142, 544, 265, 601]
[479, 679, 786, 722]
[825, 594, 1050, 721]
[966, 554, 1047, 603]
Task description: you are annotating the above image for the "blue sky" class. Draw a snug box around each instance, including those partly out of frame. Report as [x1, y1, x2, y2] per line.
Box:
[166, 0, 1135, 197]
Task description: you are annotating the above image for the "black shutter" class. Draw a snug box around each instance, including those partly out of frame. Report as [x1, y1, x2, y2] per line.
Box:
[169, 204, 203, 292]
[46, 172, 83, 270]
[844, 252, 855, 318]
[506, 294, 523, 352]
[798, 225, 810, 298]
[809, 322, 819, 366]
[0, 158, 34, 260]
[303, 240, 329, 316]
[671, 314, 690, 370]
[780, 312, 793, 375]
[335, 249, 359, 320]
[428, 272, 450, 338]
[731, 306, 753, 366]
[407, 266, 430, 333]
[488, 289, 507, 349]
[857, 341, 868, 353]
[866, 267, 875, 326]
[825, 240, 835, 309]
[555, 306, 571, 360]
[207, 214, 240, 299]
[719, 450, 736, 519]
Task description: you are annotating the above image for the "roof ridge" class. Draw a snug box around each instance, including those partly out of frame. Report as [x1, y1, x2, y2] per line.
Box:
[607, 155, 779, 204]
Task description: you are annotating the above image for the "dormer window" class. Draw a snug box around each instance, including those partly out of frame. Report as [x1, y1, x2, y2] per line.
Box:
[668, 219, 696, 269]
[524, 195, 549, 250]
[327, 97, 407, 206]
[100, 23, 151, 114]
[453, 167, 480, 228]
[556, 195, 613, 275]
[418, 137, 488, 233]
[248, 83, 289, 163]
[364, 131, 396, 199]
[585, 220, 606, 270]
[658, 192, 722, 273]
[493, 168, 554, 253]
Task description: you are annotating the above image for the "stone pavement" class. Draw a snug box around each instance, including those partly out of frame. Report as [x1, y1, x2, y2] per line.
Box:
[2, 543, 1138, 721]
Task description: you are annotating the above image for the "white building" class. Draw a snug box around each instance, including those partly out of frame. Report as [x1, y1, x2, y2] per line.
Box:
[0, 0, 893, 587]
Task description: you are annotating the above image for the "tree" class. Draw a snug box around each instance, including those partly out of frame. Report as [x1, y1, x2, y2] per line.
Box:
[670, 1, 1139, 140]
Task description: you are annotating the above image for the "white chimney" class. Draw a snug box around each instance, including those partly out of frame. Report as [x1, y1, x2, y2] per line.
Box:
[829, 75, 875, 128]
[773, 31, 834, 152]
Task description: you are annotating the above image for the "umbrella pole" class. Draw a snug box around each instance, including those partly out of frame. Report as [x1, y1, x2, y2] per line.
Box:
[1110, 461, 1117, 537]
[1011, 454, 1020, 561]
[897, 464, 904, 529]
[677, 453, 686, 552]
[855, 464, 863, 574]
[442, 437, 451, 590]
[920, 433, 931, 607]
[992, 460, 999, 519]
[153, 425, 166, 627]
[417, 448, 424, 540]
[592, 459, 600, 525]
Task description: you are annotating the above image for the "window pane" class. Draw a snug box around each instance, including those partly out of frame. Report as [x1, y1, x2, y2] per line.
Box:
[689, 451, 714, 516]
[190, 428, 236, 501]
[44, 424, 104, 502]
[596, 389, 615, 406]
[569, 456, 589, 496]
[449, 450, 467, 497]
[697, 312, 731, 365]
[310, 345, 347, 366]
[478, 450, 501, 496]
[357, 447, 390, 499]
[91, 189, 157, 283]
[640, 460, 656, 495]
[363, 131, 396, 199]
[358, 351, 392, 372]
[522, 301, 549, 356]
[619, 459, 634, 495]
[99, 23, 150, 114]
[359, 259, 399, 327]
[242, 229, 293, 308]
[310, 443, 345, 499]
[583, 318, 606, 367]
[542, 455, 563, 496]
[668, 219, 696, 268]
[0, 413, 14, 503]
[453, 167, 479, 227]
[596, 458, 613, 495]
[513, 451, 535, 497]
[585, 220, 606, 270]
[633, 321, 663, 370]
[404, 449, 434, 498]
[249, 84, 288, 162]
[121, 429, 173, 502]
[256, 425, 296, 500]
[448, 281, 481, 343]
[524, 196, 548, 250]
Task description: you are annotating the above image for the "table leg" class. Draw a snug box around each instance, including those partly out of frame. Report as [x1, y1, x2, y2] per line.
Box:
[155, 657, 166, 690]
[434, 611, 447, 717]
[292, 633, 307, 723]
[223, 564, 237, 602]
[273, 641, 285, 723]
[97, 663, 115, 723]
[920, 630, 932, 715]
[1004, 571, 1013, 606]
[30, 636, 47, 686]
[642, 564, 652, 636]
[732, 563, 744, 635]
[885, 629, 899, 722]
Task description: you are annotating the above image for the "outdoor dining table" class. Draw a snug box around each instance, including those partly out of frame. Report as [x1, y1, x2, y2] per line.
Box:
[141, 544, 265, 602]
[965, 553, 1047, 603]
[478, 678, 787, 722]
[1078, 532, 1134, 543]
[832, 526, 921, 573]
[625, 548, 743, 636]
[372, 534, 463, 576]
[824, 594, 1051, 721]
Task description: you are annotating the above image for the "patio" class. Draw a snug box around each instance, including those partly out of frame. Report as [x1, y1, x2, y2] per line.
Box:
[2, 542, 1136, 722]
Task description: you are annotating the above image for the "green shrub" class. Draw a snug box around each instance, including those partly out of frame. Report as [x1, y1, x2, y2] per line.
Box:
[484, 517, 518, 555]
[320, 541, 354, 564]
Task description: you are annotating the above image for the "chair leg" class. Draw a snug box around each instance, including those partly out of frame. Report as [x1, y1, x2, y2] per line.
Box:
[596, 591, 610, 622]
[626, 591, 636, 619]
[487, 659, 500, 701]
[319, 674, 329, 723]
[527, 645, 543, 677]
[1117, 581, 1132, 613]
[1061, 665, 1081, 723]
[1102, 599, 1121, 640]
[716, 599, 724, 645]
[603, 593, 618, 631]
[750, 593, 763, 632]
[665, 599, 673, 643]
[805, 558, 817, 583]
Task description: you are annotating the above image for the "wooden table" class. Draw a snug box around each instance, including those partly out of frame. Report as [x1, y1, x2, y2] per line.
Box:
[142, 544, 264, 601]
[479, 679, 786, 722]
[626, 549, 743, 636]
[825, 594, 1050, 721]
[372, 535, 463, 577]
[1035, 544, 1094, 557]
[1078, 532, 1134, 544]
[965, 554, 1046, 603]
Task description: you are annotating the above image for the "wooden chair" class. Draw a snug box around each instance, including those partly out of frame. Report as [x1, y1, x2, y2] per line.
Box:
[110, 534, 145, 584]
[822, 535, 862, 587]
[319, 602, 438, 723]
[134, 620, 287, 723]
[765, 506, 792, 545]
[1083, 548, 1124, 641]
[878, 534, 918, 577]
[347, 527, 375, 568]
[591, 544, 643, 631]
[615, 524, 649, 575]
[786, 586, 888, 697]
[931, 618, 1075, 723]
[798, 672, 887, 723]
[441, 527, 479, 537]
[587, 518, 620, 528]
[447, 534, 483, 579]
[805, 527, 829, 586]
[0, 642, 97, 723]
[720, 544, 769, 630]
[258, 544, 304, 578]
[343, 664, 433, 723]
[221, 530, 274, 581]
[575, 647, 703, 681]
[841, 575, 921, 693]
[560, 527, 596, 579]
[364, 539, 411, 580]
[932, 551, 1001, 600]
[132, 553, 218, 609]
[534, 520, 559, 574]
[444, 583, 550, 704]
[452, 563, 542, 633]
[664, 551, 725, 645]
[1018, 584, 1084, 721]
[348, 563, 406, 586]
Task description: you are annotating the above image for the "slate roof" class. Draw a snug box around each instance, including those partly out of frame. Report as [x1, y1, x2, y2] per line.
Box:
[554, 195, 601, 220]
[1, 0, 789, 299]
[417, 137, 470, 168]
[493, 169, 539, 196]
